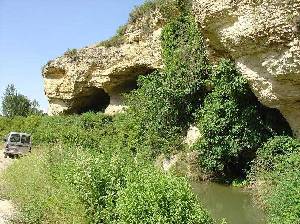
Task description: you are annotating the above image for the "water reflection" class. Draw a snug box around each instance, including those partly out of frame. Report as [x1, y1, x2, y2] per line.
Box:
[191, 182, 265, 224]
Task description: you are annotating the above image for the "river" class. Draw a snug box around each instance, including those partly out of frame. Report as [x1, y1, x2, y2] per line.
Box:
[191, 182, 265, 224]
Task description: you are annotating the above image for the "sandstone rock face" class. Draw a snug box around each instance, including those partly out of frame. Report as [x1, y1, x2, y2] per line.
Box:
[42, 12, 164, 115]
[43, 0, 300, 138]
[193, 0, 300, 138]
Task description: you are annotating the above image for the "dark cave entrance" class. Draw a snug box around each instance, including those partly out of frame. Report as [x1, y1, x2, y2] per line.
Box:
[68, 87, 110, 114]
[221, 93, 293, 181]
[67, 66, 155, 115]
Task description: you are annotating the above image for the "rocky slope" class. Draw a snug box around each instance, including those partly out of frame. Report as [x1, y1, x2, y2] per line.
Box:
[42, 0, 300, 138]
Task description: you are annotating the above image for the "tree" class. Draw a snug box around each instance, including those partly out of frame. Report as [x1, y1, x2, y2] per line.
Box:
[1, 84, 43, 117]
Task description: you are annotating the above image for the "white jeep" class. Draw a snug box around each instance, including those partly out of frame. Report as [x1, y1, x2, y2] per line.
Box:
[3, 132, 32, 158]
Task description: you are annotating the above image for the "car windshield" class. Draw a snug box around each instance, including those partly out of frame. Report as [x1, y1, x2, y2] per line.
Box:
[21, 135, 30, 144]
[9, 134, 21, 143]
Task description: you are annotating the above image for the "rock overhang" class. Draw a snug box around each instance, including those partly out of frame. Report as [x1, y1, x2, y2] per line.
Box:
[42, 0, 300, 138]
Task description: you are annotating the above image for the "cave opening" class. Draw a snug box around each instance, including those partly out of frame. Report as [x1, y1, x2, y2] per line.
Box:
[103, 66, 155, 114]
[67, 66, 155, 115]
[68, 87, 110, 114]
[224, 96, 293, 181]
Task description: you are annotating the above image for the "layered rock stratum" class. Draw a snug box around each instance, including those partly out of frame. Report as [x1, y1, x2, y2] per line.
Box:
[42, 0, 300, 138]
[42, 10, 166, 115]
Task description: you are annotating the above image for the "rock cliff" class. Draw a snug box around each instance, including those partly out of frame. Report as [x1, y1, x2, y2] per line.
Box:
[42, 0, 300, 138]
[192, 0, 300, 138]
[42, 8, 167, 115]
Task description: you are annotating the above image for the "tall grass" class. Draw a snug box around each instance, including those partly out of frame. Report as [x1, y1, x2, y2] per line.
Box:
[0, 113, 213, 223]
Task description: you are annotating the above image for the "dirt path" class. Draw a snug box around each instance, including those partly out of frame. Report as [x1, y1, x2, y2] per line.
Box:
[0, 150, 16, 224]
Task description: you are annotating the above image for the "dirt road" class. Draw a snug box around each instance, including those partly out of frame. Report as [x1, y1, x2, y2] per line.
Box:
[0, 150, 16, 224]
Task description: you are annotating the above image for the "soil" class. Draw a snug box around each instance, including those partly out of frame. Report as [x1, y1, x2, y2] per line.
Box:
[0, 150, 16, 224]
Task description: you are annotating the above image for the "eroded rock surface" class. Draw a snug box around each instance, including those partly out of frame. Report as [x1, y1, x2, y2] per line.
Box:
[193, 0, 300, 138]
[42, 11, 165, 115]
[43, 0, 300, 138]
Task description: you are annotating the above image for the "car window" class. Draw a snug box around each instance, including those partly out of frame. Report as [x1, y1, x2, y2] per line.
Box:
[21, 135, 30, 144]
[10, 134, 20, 143]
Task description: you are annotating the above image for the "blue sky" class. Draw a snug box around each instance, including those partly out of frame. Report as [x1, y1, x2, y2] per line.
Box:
[0, 0, 145, 112]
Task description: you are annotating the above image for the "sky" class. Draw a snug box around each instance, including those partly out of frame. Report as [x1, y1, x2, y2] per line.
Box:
[0, 0, 145, 113]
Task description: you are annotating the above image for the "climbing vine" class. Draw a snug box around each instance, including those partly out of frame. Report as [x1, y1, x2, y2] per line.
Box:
[126, 4, 292, 177]
[125, 11, 209, 156]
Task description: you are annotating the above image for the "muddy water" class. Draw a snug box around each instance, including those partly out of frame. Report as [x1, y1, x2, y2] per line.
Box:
[191, 182, 265, 224]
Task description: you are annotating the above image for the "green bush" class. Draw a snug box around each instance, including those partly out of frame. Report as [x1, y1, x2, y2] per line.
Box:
[116, 168, 213, 224]
[253, 136, 300, 172]
[0, 112, 113, 148]
[266, 153, 300, 224]
[124, 14, 208, 157]
[250, 136, 300, 224]
[193, 60, 291, 178]
[97, 35, 125, 48]
[64, 48, 77, 57]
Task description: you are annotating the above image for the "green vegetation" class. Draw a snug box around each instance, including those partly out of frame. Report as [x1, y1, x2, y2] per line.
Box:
[1, 84, 43, 117]
[123, 13, 208, 158]
[116, 168, 212, 224]
[193, 60, 291, 178]
[64, 48, 79, 62]
[249, 136, 300, 224]
[2, 146, 88, 223]
[97, 34, 125, 48]
[0, 113, 213, 224]
[1, 0, 299, 223]
[64, 48, 77, 57]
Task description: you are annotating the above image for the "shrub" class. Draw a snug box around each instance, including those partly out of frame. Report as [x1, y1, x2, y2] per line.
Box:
[116, 168, 213, 224]
[124, 14, 208, 157]
[97, 35, 125, 48]
[64, 48, 77, 57]
[0, 112, 113, 147]
[250, 136, 300, 224]
[193, 60, 292, 178]
[252, 136, 300, 172]
[265, 153, 300, 224]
